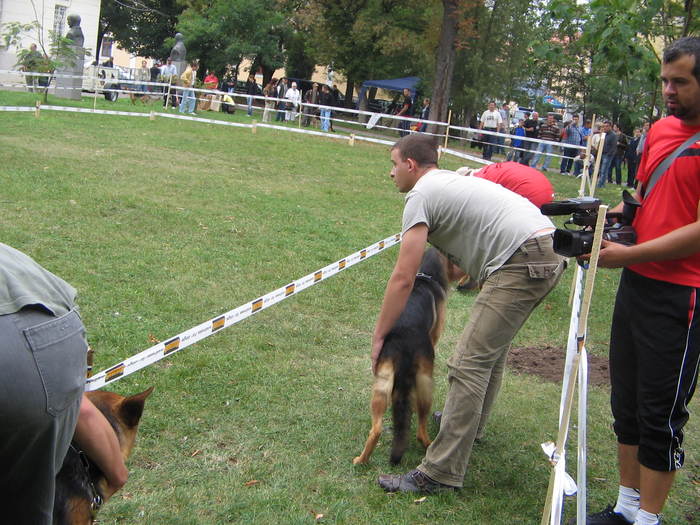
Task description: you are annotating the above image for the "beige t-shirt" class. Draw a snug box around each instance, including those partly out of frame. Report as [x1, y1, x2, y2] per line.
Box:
[0, 243, 77, 316]
[402, 169, 554, 280]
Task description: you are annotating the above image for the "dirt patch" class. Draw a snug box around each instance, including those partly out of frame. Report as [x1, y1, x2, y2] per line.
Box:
[508, 345, 610, 388]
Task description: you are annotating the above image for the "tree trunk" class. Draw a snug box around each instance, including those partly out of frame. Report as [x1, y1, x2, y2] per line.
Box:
[683, 0, 694, 36]
[427, 0, 459, 136]
[344, 78, 355, 108]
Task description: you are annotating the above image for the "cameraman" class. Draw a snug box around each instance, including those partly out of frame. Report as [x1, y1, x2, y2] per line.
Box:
[580, 37, 700, 525]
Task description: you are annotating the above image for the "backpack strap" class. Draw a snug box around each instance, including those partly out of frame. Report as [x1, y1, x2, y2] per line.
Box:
[643, 130, 700, 198]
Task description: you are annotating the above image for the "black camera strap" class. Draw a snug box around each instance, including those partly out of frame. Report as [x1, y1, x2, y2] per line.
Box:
[642, 130, 700, 198]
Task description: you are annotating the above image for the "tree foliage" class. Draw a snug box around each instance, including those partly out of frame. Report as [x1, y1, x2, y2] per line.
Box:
[176, 0, 287, 80]
[289, 0, 438, 103]
[98, 0, 182, 61]
[536, 0, 699, 129]
[449, 0, 549, 124]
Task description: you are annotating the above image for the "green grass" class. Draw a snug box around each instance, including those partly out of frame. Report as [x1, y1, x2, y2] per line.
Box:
[0, 89, 697, 524]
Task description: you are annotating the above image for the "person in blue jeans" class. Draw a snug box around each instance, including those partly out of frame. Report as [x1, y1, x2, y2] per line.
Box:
[530, 114, 561, 171]
[560, 115, 584, 174]
[318, 84, 334, 132]
[178, 62, 198, 115]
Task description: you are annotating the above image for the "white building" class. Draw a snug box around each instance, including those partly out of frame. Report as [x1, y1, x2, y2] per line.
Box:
[0, 0, 100, 71]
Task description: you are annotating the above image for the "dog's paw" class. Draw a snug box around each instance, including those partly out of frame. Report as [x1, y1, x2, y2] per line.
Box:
[352, 456, 367, 465]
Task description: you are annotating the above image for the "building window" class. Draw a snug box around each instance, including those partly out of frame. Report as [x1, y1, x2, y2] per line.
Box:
[101, 37, 113, 59]
[53, 5, 67, 39]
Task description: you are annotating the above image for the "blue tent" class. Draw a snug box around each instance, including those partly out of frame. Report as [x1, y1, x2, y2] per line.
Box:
[357, 76, 420, 106]
[542, 94, 565, 108]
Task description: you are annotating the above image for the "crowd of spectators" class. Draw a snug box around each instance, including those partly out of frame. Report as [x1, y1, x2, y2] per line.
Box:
[473, 101, 650, 189]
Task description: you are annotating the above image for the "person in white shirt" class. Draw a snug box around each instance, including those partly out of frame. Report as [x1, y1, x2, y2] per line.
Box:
[479, 101, 504, 160]
[285, 81, 301, 121]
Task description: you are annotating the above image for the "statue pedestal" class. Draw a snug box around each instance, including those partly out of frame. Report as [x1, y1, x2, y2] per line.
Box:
[55, 46, 85, 100]
[173, 60, 186, 77]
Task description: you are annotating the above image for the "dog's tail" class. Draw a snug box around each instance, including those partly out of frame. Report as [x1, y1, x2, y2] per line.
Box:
[388, 346, 419, 465]
[389, 386, 412, 465]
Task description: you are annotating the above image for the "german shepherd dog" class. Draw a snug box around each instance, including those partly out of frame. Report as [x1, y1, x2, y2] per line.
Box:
[354, 247, 449, 465]
[53, 387, 154, 525]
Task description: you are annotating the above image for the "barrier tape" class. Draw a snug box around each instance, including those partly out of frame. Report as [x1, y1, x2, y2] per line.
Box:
[85, 233, 401, 390]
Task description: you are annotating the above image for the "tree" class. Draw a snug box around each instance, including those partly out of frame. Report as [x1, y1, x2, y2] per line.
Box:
[449, 0, 549, 126]
[536, 0, 699, 128]
[176, 0, 287, 81]
[97, 0, 182, 62]
[291, 0, 435, 106]
[427, 0, 471, 133]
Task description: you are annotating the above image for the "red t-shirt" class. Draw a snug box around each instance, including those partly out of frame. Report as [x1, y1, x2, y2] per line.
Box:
[628, 116, 700, 286]
[474, 162, 555, 208]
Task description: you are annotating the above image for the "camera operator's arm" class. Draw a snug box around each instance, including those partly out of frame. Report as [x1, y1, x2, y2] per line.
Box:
[594, 198, 700, 268]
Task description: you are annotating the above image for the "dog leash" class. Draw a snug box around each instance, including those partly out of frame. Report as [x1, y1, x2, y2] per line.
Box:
[69, 443, 104, 518]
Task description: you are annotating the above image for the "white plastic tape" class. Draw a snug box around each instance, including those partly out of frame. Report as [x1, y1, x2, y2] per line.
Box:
[85, 233, 401, 390]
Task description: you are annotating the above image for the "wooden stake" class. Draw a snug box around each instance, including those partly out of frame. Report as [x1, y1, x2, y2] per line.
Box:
[578, 114, 596, 198]
[165, 78, 173, 110]
[93, 67, 98, 111]
[349, 133, 355, 146]
[541, 205, 608, 525]
[589, 122, 605, 196]
[443, 110, 452, 150]
[35, 100, 41, 118]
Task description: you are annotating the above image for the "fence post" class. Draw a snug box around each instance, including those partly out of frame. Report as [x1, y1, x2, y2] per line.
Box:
[443, 109, 452, 150]
[34, 100, 41, 118]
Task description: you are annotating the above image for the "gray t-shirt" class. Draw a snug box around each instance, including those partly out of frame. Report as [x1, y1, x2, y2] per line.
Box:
[0, 243, 77, 316]
[402, 169, 554, 280]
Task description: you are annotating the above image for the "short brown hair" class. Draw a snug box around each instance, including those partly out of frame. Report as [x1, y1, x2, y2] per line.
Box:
[392, 134, 439, 167]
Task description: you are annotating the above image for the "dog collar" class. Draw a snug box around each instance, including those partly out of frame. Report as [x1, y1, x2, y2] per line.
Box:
[70, 443, 104, 516]
[415, 272, 433, 281]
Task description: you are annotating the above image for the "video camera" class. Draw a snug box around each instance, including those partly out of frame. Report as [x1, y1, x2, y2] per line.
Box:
[540, 190, 640, 257]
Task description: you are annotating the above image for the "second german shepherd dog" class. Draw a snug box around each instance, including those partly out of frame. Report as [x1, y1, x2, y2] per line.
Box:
[53, 387, 154, 525]
[354, 247, 449, 465]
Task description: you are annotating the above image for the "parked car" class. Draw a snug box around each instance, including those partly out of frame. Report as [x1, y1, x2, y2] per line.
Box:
[82, 64, 122, 101]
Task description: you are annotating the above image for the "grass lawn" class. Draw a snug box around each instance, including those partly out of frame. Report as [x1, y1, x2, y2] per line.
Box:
[1, 89, 698, 524]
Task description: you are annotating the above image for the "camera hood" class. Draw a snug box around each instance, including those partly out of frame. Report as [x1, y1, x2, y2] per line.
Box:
[540, 197, 601, 216]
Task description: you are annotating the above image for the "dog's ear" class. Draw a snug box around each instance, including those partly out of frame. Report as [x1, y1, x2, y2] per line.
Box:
[119, 386, 154, 428]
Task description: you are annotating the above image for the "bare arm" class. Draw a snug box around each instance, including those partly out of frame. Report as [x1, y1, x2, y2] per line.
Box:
[73, 395, 128, 500]
[371, 224, 428, 372]
[596, 198, 700, 268]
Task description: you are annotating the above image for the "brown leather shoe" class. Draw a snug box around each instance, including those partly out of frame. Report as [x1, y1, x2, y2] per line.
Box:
[377, 469, 457, 494]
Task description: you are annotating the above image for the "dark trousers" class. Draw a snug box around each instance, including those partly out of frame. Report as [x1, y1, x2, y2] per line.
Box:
[519, 139, 534, 166]
[482, 128, 497, 160]
[627, 155, 639, 188]
[610, 269, 700, 471]
[560, 147, 577, 173]
[610, 155, 623, 184]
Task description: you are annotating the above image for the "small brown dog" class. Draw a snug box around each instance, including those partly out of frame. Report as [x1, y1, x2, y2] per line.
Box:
[354, 248, 449, 465]
[53, 387, 153, 525]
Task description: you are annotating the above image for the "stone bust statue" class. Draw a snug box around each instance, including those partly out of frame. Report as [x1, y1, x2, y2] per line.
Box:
[169, 33, 186, 62]
[65, 14, 84, 47]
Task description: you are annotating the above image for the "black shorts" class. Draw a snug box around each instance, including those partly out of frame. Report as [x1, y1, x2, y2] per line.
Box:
[610, 269, 700, 471]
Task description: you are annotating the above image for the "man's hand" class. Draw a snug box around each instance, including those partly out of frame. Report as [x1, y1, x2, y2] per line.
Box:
[370, 224, 428, 374]
[579, 239, 632, 268]
[596, 239, 633, 268]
